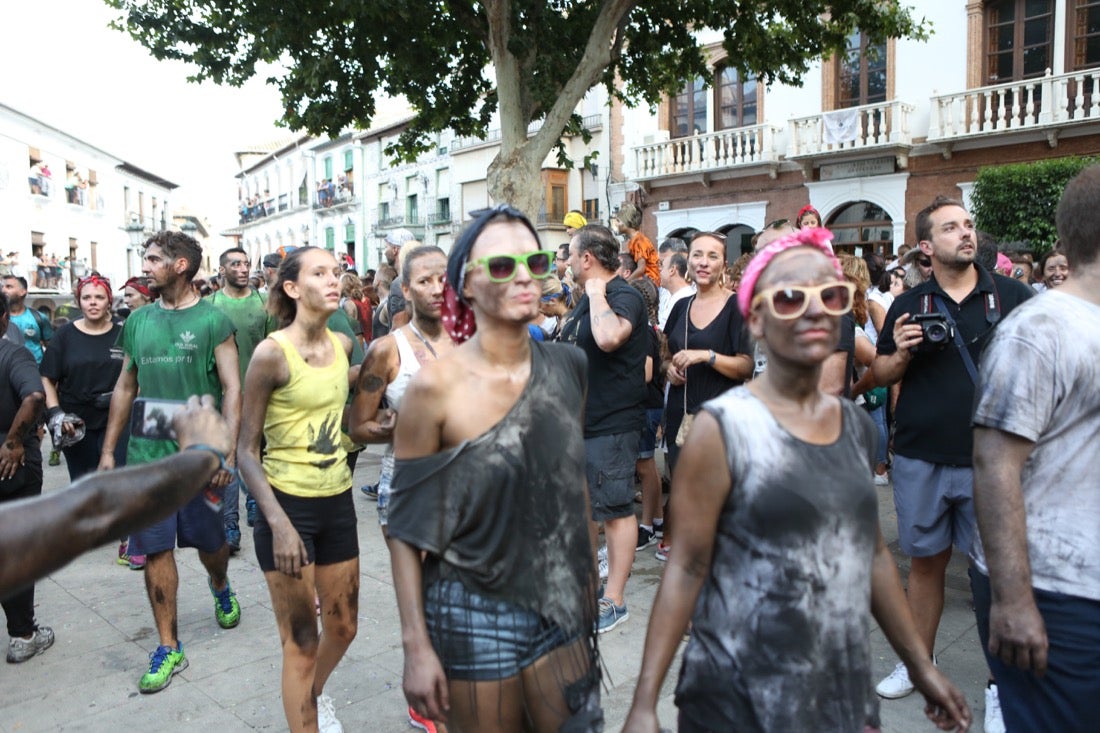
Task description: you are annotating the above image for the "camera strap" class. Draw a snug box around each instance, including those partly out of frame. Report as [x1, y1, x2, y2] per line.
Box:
[928, 294, 980, 385]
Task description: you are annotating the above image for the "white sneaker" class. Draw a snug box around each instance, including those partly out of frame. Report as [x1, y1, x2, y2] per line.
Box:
[873, 471, 890, 486]
[598, 556, 609, 580]
[875, 662, 914, 699]
[984, 684, 1006, 733]
[316, 694, 343, 733]
[597, 545, 607, 562]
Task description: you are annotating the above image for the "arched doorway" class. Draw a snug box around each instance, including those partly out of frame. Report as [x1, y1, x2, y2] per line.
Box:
[826, 201, 893, 256]
[665, 226, 698, 245]
[718, 223, 754, 259]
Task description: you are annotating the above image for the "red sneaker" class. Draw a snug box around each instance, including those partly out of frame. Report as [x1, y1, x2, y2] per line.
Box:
[408, 706, 438, 732]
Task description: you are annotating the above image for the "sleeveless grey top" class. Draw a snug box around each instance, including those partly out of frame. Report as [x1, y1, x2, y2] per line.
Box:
[676, 387, 881, 732]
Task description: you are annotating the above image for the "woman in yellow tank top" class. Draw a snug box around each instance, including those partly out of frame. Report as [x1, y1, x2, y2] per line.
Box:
[237, 247, 358, 733]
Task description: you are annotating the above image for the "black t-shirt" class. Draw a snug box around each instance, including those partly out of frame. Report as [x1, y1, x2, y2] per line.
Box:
[664, 294, 752, 420]
[877, 265, 1033, 465]
[836, 314, 856, 399]
[643, 324, 663, 409]
[0, 339, 44, 460]
[560, 276, 648, 437]
[40, 322, 125, 431]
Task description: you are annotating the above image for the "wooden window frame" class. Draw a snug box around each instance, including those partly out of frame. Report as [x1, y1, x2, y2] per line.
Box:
[984, 0, 1055, 84]
[1067, 0, 1100, 71]
[668, 76, 708, 138]
[713, 64, 759, 130]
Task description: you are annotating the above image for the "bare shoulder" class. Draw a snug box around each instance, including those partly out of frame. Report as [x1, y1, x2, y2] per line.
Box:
[247, 336, 291, 386]
[405, 353, 458, 403]
[332, 330, 353, 357]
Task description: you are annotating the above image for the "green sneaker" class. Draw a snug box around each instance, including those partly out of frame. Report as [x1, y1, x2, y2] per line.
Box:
[209, 579, 241, 629]
[139, 642, 187, 693]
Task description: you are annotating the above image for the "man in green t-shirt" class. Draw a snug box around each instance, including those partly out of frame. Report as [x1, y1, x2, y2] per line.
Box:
[99, 231, 242, 695]
[206, 247, 276, 550]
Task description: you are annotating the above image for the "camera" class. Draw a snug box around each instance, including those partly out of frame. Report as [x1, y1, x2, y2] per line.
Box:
[910, 313, 954, 350]
[130, 398, 187, 440]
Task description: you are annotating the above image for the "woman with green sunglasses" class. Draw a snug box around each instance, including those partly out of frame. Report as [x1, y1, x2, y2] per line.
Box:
[385, 206, 600, 732]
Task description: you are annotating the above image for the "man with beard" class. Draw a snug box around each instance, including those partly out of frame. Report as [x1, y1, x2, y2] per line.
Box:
[206, 248, 276, 548]
[872, 196, 1033, 732]
[98, 230, 242, 694]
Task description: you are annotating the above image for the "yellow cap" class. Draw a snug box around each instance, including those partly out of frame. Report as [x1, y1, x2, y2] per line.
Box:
[563, 212, 587, 230]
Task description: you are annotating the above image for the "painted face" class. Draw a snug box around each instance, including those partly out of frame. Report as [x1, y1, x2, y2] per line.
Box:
[403, 252, 447, 321]
[922, 205, 976, 268]
[286, 249, 342, 314]
[748, 248, 846, 368]
[464, 221, 542, 324]
[141, 244, 178, 288]
[1042, 254, 1069, 288]
[221, 253, 251, 288]
[688, 235, 725, 288]
[79, 283, 111, 321]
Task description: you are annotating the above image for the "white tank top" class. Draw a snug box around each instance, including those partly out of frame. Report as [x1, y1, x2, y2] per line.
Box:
[380, 328, 423, 486]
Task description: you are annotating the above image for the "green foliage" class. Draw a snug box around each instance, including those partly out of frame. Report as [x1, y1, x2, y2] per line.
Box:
[105, 1, 929, 157]
[970, 156, 1098, 255]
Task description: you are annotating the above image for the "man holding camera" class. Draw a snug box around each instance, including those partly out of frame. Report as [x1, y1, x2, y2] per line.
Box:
[871, 196, 1032, 730]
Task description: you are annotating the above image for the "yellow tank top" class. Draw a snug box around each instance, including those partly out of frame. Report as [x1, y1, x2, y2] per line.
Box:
[262, 329, 351, 497]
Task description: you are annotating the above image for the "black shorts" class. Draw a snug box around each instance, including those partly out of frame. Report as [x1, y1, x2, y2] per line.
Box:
[253, 487, 358, 572]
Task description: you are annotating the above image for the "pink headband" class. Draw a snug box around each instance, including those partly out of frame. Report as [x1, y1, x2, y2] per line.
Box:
[737, 227, 844, 317]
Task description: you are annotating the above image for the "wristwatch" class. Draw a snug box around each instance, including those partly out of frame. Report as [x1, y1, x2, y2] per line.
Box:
[707, 349, 716, 367]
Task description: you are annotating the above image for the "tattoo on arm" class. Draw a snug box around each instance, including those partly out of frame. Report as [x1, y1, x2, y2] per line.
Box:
[591, 308, 615, 326]
[361, 374, 385, 393]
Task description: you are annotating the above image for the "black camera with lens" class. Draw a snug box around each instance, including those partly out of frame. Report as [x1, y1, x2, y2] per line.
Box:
[911, 313, 954, 350]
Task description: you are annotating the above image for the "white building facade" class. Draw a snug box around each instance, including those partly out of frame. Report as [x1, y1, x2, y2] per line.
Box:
[0, 103, 178, 297]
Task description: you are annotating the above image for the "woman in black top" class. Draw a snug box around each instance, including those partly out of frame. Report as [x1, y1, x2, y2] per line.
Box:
[41, 275, 134, 569]
[660, 232, 753, 560]
[40, 275, 125, 480]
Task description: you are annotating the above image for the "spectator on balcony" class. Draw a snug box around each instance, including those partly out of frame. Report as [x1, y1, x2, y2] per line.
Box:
[28, 162, 51, 196]
[796, 204, 822, 230]
[617, 203, 661, 286]
[563, 210, 587, 237]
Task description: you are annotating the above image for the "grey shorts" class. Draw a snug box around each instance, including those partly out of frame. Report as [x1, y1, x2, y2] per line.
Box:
[892, 455, 976, 557]
[585, 431, 639, 522]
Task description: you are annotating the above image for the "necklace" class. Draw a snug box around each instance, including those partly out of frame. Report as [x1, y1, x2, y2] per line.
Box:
[159, 291, 200, 311]
[407, 322, 439, 359]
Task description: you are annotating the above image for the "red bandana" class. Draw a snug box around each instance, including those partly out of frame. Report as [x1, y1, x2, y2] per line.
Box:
[441, 276, 476, 344]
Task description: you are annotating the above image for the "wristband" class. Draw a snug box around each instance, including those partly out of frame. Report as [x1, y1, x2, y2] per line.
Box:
[184, 444, 229, 472]
[46, 406, 64, 422]
[708, 349, 717, 367]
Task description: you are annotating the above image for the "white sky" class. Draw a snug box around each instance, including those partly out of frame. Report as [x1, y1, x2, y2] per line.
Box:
[0, 0, 288, 235]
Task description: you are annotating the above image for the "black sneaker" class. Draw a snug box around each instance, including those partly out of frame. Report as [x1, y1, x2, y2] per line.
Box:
[245, 498, 258, 528]
[636, 525, 656, 550]
[361, 484, 379, 501]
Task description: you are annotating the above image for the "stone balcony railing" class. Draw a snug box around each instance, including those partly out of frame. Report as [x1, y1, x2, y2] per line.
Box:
[787, 99, 915, 159]
[632, 124, 781, 180]
[927, 68, 1100, 145]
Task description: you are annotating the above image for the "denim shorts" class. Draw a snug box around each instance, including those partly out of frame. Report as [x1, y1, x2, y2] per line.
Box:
[130, 490, 226, 556]
[425, 578, 571, 681]
[638, 408, 663, 459]
[585, 431, 640, 522]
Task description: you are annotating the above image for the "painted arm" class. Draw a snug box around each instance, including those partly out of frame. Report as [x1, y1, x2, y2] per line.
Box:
[623, 412, 730, 733]
[973, 427, 1046, 674]
[0, 390, 44, 480]
[212, 336, 242, 487]
[349, 336, 398, 444]
[98, 356, 137, 471]
[871, 525, 972, 731]
[0, 396, 228, 598]
[236, 339, 309, 577]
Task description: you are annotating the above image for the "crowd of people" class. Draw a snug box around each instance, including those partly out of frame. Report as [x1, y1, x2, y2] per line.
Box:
[2, 163, 1098, 733]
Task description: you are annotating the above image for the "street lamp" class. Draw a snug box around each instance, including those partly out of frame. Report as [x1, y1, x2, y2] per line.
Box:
[125, 215, 146, 278]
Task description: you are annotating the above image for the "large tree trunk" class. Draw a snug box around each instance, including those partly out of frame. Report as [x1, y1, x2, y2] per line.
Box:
[487, 147, 543, 223]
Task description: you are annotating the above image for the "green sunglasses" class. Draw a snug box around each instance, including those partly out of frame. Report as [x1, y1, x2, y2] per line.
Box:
[465, 250, 556, 283]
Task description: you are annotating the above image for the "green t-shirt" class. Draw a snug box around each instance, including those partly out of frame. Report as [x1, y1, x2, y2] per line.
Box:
[327, 308, 365, 366]
[206, 288, 277, 385]
[119, 300, 236, 465]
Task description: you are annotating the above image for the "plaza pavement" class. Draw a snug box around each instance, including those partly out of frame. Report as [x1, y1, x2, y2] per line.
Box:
[1, 446, 995, 732]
